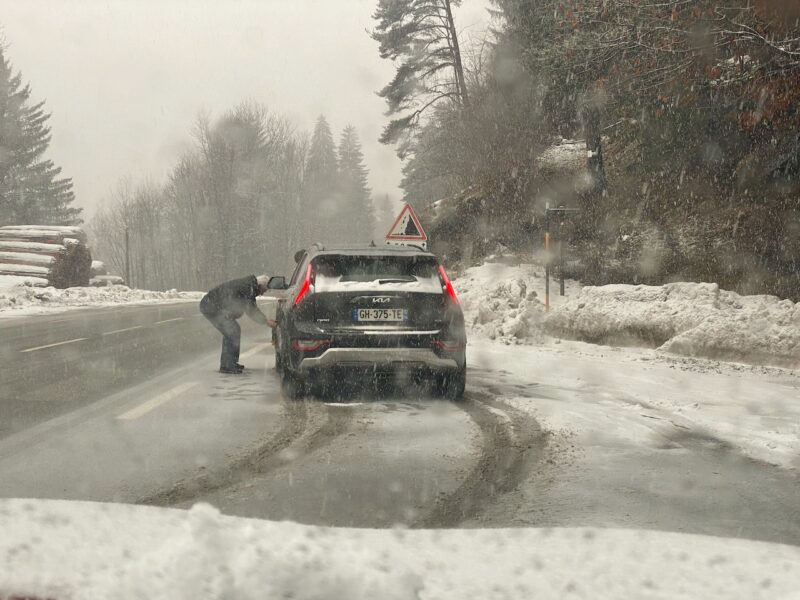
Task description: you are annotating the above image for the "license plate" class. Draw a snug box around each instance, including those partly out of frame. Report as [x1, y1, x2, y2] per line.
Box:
[353, 308, 407, 322]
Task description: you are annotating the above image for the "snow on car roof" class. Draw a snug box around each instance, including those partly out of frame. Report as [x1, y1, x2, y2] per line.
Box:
[311, 244, 434, 257]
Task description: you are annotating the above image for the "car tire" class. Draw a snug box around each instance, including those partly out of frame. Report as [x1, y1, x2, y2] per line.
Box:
[281, 368, 305, 400]
[308, 371, 330, 400]
[436, 366, 466, 401]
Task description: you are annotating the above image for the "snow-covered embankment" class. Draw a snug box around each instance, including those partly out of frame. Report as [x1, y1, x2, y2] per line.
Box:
[2, 499, 798, 599]
[455, 260, 799, 369]
[548, 283, 799, 368]
[0, 282, 203, 315]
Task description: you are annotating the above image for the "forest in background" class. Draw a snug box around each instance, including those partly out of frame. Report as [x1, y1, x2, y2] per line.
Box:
[2, 36, 390, 292]
[88, 109, 387, 291]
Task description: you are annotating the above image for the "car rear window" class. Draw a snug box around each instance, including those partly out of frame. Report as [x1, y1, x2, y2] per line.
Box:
[313, 254, 442, 292]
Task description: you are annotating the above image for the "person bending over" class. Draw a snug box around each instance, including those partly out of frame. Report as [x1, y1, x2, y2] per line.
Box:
[199, 274, 275, 374]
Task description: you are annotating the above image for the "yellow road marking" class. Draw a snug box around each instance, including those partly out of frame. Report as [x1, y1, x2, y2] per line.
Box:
[117, 381, 199, 420]
[20, 337, 88, 353]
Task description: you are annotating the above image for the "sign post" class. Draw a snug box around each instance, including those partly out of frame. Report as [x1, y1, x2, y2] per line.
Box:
[385, 203, 428, 250]
[544, 203, 550, 312]
[543, 205, 580, 311]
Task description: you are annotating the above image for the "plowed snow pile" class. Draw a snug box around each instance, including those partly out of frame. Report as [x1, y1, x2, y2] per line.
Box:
[454, 259, 800, 368]
[455, 258, 578, 344]
[2, 499, 798, 599]
[549, 283, 800, 368]
[0, 281, 203, 315]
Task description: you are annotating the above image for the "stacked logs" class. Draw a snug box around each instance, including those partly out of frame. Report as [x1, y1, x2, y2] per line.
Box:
[0, 226, 92, 288]
[89, 260, 125, 287]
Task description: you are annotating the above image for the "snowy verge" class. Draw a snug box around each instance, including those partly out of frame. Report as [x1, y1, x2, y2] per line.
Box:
[0, 282, 203, 316]
[1, 499, 798, 600]
[455, 258, 579, 343]
[0, 274, 50, 290]
[454, 259, 799, 369]
[547, 283, 800, 368]
[469, 340, 800, 471]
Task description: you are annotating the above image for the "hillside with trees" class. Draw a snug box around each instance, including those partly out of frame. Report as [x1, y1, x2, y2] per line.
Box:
[372, 0, 800, 300]
[0, 45, 81, 226]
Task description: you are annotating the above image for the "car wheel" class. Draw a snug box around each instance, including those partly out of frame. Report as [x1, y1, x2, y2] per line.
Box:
[436, 367, 466, 401]
[308, 371, 330, 400]
[281, 368, 305, 400]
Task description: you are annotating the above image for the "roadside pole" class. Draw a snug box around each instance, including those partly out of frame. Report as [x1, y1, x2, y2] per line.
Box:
[124, 226, 130, 286]
[544, 204, 550, 312]
[559, 217, 565, 296]
[543, 206, 580, 310]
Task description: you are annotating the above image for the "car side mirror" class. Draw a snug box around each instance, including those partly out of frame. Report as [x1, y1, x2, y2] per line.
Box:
[267, 276, 288, 290]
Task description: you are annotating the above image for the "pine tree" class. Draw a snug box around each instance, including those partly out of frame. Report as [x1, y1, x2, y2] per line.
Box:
[371, 0, 469, 156]
[336, 126, 375, 243]
[0, 47, 80, 225]
[301, 115, 338, 244]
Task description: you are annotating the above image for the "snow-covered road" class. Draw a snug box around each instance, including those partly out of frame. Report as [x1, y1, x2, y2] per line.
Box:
[0, 301, 797, 547]
[465, 342, 800, 544]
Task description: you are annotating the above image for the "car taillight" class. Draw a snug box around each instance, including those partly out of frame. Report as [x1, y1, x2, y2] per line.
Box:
[294, 263, 313, 306]
[432, 339, 464, 352]
[438, 264, 459, 305]
[292, 339, 330, 352]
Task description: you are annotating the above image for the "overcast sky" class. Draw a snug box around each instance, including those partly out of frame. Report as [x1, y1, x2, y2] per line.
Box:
[0, 0, 490, 219]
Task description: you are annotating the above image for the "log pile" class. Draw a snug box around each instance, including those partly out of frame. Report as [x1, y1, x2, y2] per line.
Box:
[89, 260, 125, 287]
[0, 225, 92, 288]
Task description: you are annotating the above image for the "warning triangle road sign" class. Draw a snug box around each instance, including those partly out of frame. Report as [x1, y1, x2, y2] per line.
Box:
[385, 203, 428, 249]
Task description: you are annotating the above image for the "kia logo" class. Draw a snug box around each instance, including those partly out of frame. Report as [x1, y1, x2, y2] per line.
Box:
[372, 297, 391, 303]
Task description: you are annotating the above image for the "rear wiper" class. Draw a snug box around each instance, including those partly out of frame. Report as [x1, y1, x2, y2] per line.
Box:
[377, 276, 417, 284]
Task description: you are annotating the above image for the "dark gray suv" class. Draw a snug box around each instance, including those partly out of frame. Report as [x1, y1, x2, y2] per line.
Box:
[271, 243, 466, 399]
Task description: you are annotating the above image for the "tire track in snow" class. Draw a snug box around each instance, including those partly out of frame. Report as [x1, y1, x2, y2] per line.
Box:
[138, 398, 355, 507]
[416, 390, 546, 528]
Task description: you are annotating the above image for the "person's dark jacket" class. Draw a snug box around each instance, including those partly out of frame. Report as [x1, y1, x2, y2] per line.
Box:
[202, 275, 268, 324]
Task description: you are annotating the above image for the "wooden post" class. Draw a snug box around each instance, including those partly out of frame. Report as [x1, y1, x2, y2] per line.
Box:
[544, 206, 550, 312]
[124, 226, 130, 286]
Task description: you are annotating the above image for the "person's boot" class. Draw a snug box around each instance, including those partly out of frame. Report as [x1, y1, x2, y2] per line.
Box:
[220, 364, 243, 374]
[235, 363, 245, 370]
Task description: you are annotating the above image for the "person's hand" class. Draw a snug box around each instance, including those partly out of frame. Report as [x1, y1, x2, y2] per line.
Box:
[267, 319, 277, 328]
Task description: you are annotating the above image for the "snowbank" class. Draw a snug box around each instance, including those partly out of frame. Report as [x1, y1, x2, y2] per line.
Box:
[454, 258, 578, 344]
[0, 274, 49, 289]
[0, 282, 203, 315]
[454, 260, 799, 369]
[547, 283, 800, 368]
[1, 499, 798, 599]
[90, 275, 126, 287]
[536, 138, 586, 172]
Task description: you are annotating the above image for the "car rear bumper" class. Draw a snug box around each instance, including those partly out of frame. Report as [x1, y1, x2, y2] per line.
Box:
[296, 347, 460, 371]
